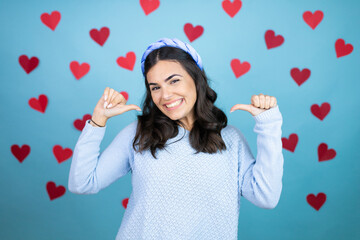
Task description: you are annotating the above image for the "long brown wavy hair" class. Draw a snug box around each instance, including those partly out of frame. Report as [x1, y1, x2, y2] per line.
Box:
[133, 46, 228, 159]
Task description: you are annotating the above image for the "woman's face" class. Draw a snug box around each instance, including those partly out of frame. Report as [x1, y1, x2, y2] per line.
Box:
[146, 60, 197, 130]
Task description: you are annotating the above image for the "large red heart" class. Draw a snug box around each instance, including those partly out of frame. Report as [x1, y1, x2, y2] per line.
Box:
[28, 94, 48, 113]
[290, 68, 311, 86]
[70, 61, 90, 80]
[122, 198, 129, 209]
[311, 102, 330, 120]
[19, 55, 39, 74]
[231, 59, 250, 78]
[90, 27, 110, 46]
[265, 30, 284, 49]
[117, 52, 136, 71]
[222, 0, 242, 18]
[140, 0, 160, 15]
[53, 145, 73, 164]
[40, 11, 61, 31]
[282, 133, 298, 152]
[184, 23, 204, 42]
[303, 10, 323, 30]
[318, 143, 336, 162]
[335, 39, 353, 58]
[307, 193, 326, 211]
[73, 114, 92, 131]
[46, 181, 66, 200]
[11, 144, 31, 163]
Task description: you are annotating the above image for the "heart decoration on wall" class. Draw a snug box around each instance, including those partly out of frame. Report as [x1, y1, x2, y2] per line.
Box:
[311, 102, 330, 121]
[117, 52, 136, 71]
[231, 59, 251, 78]
[303, 10, 324, 30]
[53, 145, 73, 164]
[140, 0, 160, 15]
[40, 11, 61, 31]
[46, 181, 66, 200]
[290, 68, 311, 86]
[318, 143, 336, 162]
[282, 133, 298, 152]
[222, 0, 242, 18]
[184, 23, 204, 42]
[19, 55, 39, 74]
[73, 114, 92, 131]
[307, 192, 326, 211]
[265, 30, 284, 49]
[335, 39, 353, 58]
[90, 27, 110, 46]
[11, 144, 31, 163]
[70, 61, 90, 80]
[28, 94, 48, 113]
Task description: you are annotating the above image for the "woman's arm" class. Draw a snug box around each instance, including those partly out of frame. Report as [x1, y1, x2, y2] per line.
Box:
[68, 120, 137, 194]
[238, 105, 284, 209]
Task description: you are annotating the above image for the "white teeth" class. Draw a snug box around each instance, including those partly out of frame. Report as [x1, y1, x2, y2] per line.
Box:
[166, 99, 182, 108]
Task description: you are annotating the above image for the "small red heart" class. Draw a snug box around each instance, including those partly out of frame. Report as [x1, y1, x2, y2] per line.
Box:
[306, 193, 326, 211]
[311, 102, 330, 121]
[318, 143, 336, 162]
[282, 134, 298, 152]
[11, 144, 31, 163]
[40, 11, 61, 31]
[184, 23, 204, 42]
[46, 181, 66, 200]
[53, 145, 73, 164]
[73, 114, 92, 131]
[335, 39, 353, 58]
[117, 52, 136, 71]
[19, 55, 39, 74]
[140, 0, 160, 15]
[90, 27, 110, 46]
[122, 198, 129, 209]
[70, 61, 90, 80]
[222, 0, 242, 18]
[230, 59, 250, 78]
[303, 10, 323, 30]
[290, 68, 311, 86]
[120, 91, 129, 101]
[265, 30, 284, 49]
[28, 94, 48, 113]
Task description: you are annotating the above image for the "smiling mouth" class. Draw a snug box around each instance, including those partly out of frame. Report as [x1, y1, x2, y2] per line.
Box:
[164, 98, 184, 110]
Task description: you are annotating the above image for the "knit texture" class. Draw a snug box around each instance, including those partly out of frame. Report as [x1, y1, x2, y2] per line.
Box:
[68, 105, 284, 240]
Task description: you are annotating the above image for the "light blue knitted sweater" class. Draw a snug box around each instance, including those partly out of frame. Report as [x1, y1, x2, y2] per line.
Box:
[68, 105, 284, 240]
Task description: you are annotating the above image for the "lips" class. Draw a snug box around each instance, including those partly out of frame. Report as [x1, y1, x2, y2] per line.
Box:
[163, 98, 183, 106]
[164, 98, 184, 110]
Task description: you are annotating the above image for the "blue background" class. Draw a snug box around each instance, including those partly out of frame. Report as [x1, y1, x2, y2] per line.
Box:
[1, 0, 359, 239]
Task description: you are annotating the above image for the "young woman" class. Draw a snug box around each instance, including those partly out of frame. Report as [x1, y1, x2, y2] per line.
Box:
[68, 38, 284, 239]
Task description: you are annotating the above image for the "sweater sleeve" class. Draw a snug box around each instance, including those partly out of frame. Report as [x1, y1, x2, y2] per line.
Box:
[238, 105, 284, 209]
[68, 120, 137, 194]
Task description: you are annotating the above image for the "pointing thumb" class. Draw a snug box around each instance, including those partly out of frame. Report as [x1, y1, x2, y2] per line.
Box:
[230, 104, 252, 113]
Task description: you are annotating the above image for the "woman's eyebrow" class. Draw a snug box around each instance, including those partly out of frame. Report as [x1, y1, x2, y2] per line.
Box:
[148, 74, 182, 86]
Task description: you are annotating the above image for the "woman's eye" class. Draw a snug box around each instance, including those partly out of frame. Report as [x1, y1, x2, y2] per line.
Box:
[151, 79, 179, 91]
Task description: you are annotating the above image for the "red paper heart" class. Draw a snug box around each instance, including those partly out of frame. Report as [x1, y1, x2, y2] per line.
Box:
[122, 198, 129, 209]
[40, 11, 61, 31]
[90, 27, 110, 46]
[73, 114, 92, 131]
[303, 10, 323, 30]
[335, 39, 353, 58]
[231, 59, 250, 78]
[19, 55, 39, 74]
[120, 91, 129, 101]
[282, 134, 298, 152]
[184, 23, 204, 42]
[306, 193, 326, 211]
[140, 0, 160, 15]
[11, 144, 31, 163]
[290, 68, 311, 86]
[117, 52, 136, 71]
[28, 94, 48, 113]
[311, 102, 330, 120]
[46, 181, 66, 200]
[53, 145, 73, 164]
[222, 0, 242, 18]
[265, 30, 284, 49]
[70, 61, 90, 80]
[318, 143, 336, 162]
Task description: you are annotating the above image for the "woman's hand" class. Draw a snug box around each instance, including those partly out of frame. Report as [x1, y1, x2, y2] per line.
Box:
[230, 93, 277, 116]
[91, 87, 142, 125]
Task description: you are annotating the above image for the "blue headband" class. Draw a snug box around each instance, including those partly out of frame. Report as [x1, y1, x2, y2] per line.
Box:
[140, 38, 203, 76]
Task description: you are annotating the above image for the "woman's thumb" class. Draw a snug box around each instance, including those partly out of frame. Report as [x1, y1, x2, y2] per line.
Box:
[125, 104, 142, 112]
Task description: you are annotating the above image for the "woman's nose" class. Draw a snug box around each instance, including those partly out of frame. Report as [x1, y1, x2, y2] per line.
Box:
[161, 88, 173, 100]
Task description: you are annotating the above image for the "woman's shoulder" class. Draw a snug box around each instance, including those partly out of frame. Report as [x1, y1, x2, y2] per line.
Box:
[221, 124, 246, 143]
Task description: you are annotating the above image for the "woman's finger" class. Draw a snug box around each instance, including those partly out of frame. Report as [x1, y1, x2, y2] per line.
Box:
[259, 93, 265, 108]
[265, 95, 270, 109]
